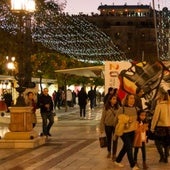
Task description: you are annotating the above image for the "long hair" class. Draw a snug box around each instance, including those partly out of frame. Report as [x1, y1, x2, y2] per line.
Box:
[122, 94, 135, 107]
[137, 109, 147, 123]
[105, 93, 119, 111]
[161, 91, 169, 101]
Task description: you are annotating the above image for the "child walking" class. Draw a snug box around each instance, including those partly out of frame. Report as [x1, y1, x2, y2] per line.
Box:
[133, 109, 149, 169]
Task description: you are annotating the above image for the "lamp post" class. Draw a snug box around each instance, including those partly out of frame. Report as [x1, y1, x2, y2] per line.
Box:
[10, 0, 35, 106]
[0, 1, 46, 148]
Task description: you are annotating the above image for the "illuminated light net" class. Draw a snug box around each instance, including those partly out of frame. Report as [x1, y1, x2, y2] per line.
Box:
[0, 1, 126, 61]
[32, 14, 126, 61]
[157, 7, 170, 60]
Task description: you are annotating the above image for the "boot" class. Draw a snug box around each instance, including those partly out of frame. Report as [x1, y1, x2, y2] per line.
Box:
[143, 161, 148, 169]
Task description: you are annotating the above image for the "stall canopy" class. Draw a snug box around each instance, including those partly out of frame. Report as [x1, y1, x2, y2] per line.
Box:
[55, 66, 104, 78]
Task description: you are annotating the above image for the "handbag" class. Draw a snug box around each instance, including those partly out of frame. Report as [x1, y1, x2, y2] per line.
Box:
[99, 134, 107, 148]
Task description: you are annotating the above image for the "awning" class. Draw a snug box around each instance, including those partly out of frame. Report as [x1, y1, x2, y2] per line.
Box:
[55, 66, 104, 78]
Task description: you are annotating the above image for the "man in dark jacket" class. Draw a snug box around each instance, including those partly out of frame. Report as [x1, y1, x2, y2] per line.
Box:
[38, 88, 54, 137]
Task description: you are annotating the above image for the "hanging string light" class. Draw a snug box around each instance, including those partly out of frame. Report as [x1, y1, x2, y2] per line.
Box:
[0, 1, 126, 61]
[32, 13, 126, 61]
[157, 1, 170, 60]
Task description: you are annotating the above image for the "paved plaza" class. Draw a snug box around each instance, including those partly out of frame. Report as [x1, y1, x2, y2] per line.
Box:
[0, 104, 169, 170]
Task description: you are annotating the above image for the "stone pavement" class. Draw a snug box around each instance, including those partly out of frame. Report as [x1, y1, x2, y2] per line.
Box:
[0, 104, 169, 170]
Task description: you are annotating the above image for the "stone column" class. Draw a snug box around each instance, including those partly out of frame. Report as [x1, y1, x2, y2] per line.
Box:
[0, 107, 46, 148]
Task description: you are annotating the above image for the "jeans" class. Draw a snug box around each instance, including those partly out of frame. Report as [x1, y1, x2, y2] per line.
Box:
[105, 125, 118, 155]
[116, 131, 135, 168]
[41, 112, 54, 135]
[134, 142, 146, 162]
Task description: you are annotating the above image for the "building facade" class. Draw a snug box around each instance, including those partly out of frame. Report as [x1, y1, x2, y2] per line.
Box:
[84, 4, 170, 62]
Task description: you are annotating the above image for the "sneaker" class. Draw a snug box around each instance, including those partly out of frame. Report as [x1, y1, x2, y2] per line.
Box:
[132, 165, 140, 170]
[114, 161, 124, 167]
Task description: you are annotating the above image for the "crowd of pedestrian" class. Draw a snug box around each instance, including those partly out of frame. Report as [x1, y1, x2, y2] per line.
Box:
[100, 86, 170, 170]
[2, 84, 170, 169]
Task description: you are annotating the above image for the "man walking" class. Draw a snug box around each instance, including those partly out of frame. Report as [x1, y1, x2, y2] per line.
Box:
[38, 88, 54, 137]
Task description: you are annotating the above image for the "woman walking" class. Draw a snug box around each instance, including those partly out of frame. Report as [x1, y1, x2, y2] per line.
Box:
[151, 90, 170, 163]
[114, 94, 139, 170]
[100, 94, 119, 161]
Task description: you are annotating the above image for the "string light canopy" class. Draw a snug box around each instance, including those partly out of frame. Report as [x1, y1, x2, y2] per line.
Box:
[1, 1, 126, 61]
[32, 14, 126, 61]
[157, 7, 170, 60]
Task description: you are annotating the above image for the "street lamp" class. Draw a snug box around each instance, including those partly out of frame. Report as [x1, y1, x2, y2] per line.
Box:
[11, 0, 35, 12]
[10, 0, 35, 106]
[6, 56, 16, 75]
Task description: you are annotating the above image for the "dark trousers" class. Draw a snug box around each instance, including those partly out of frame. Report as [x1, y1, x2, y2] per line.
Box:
[41, 112, 54, 135]
[105, 125, 118, 155]
[116, 131, 135, 168]
[155, 139, 169, 160]
[57, 100, 61, 109]
[89, 98, 95, 109]
[134, 142, 146, 162]
[80, 105, 86, 117]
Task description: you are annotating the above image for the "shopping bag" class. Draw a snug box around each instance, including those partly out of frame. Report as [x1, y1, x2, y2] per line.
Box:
[99, 136, 107, 148]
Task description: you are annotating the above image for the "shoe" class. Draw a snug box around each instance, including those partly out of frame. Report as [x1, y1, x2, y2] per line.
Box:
[114, 161, 124, 167]
[107, 152, 111, 158]
[143, 162, 148, 169]
[40, 133, 44, 136]
[47, 133, 52, 136]
[112, 155, 116, 161]
[159, 157, 165, 162]
[132, 165, 139, 170]
[135, 162, 139, 168]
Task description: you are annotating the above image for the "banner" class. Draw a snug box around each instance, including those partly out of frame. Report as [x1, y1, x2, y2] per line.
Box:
[104, 61, 131, 93]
